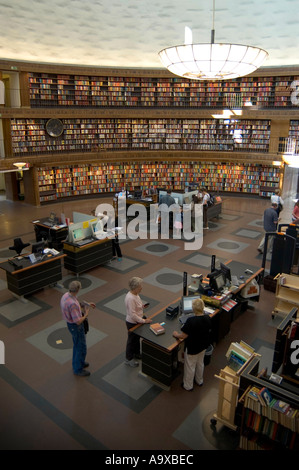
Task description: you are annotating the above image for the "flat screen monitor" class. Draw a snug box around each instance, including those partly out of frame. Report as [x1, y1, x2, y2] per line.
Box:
[49, 212, 57, 222]
[32, 241, 45, 254]
[215, 273, 226, 291]
[220, 262, 231, 282]
[208, 269, 225, 291]
[72, 228, 84, 242]
[181, 296, 199, 314]
[91, 219, 103, 235]
[134, 189, 142, 199]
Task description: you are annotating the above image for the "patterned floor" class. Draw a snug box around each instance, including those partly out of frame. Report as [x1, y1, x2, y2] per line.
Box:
[0, 194, 295, 451]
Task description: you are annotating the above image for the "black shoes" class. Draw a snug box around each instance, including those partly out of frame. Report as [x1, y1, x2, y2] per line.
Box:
[74, 370, 90, 377]
[74, 362, 90, 376]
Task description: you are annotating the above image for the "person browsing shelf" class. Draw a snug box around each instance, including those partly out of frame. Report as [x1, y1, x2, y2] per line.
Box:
[60, 280, 95, 377]
[173, 298, 212, 391]
[125, 277, 151, 367]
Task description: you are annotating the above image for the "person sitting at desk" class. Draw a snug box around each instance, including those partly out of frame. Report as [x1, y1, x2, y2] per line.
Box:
[173, 298, 212, 391]
[125, 277, 151, 367]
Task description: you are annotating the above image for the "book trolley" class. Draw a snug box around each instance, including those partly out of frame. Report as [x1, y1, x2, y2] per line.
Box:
[211, 341, 257, 431]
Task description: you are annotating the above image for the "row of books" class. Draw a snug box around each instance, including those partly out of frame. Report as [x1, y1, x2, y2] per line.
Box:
[226, 341, 254, 372]
[240, 426, 298, 450]
[244, 386, 299, 432]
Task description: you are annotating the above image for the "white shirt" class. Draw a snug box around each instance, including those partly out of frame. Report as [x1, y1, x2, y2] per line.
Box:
[271, 194, 283, 206]
[125, 291, 145, 324]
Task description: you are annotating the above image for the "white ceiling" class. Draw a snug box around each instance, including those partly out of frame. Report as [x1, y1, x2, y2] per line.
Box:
[0, 0, 298, 70]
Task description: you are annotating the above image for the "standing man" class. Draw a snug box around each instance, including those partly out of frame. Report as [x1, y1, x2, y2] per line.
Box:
[160, 189, 176, 237]
[258, 202, 278, 254]
[61, 280, 95, 377]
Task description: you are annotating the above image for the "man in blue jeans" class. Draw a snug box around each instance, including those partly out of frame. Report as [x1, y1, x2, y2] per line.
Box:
[61, 280, 94, 377]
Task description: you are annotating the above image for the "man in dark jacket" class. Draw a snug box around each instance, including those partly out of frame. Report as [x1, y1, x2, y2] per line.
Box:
[258, 202, 278, 254]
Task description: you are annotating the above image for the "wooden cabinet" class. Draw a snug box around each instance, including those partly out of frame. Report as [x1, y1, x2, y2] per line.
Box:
[272, 274, 299, 320]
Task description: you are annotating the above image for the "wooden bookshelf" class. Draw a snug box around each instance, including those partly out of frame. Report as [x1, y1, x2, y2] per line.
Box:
[36, 161, 282, 204]
[10, 117, 271, 156]
[238, 356, 299, 450]
[2, 61, 297, 205]
[27, 71, 299, 109]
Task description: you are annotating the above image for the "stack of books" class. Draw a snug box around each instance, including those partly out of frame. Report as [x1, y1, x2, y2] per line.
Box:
[226, 341, 254, 372]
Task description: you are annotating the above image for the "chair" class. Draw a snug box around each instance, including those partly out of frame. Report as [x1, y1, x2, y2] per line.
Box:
[9, 238, 30, 256]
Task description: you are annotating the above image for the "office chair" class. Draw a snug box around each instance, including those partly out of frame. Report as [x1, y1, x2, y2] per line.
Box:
[9, 238, 30, 256]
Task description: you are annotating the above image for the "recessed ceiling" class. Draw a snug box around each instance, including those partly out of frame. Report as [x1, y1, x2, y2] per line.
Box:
[0, 0, 298, 69]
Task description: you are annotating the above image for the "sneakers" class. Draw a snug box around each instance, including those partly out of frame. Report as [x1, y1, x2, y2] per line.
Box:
[125, 359, 139, 368]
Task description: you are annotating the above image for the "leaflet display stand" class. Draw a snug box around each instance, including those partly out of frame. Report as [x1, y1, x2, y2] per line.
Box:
[211, 343, 257, 431]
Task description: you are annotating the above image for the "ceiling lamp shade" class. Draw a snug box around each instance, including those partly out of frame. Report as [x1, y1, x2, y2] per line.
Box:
[158, 2, 268, 80]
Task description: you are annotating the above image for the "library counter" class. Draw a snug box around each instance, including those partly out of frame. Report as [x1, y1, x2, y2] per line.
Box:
[132, 261, 264, 387]
[0, 253, 66, 298]
[63, 238, 113, 274]
[131, 306, 183, 388]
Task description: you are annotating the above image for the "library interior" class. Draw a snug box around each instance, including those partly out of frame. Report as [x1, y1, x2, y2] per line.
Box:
[1, 0, 299, 453]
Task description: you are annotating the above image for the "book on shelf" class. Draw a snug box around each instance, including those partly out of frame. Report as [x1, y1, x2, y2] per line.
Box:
[150, 323, 165, 336]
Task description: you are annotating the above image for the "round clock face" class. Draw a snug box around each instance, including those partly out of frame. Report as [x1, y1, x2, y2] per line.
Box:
[45, 119, 64, 137]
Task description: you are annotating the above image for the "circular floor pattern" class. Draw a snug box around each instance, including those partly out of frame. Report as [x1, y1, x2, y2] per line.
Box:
[217, 241, 240, 250]
[155, 273, 182, 285]
[62, 277, 92, 290]
[146, 244, 169, 253]
[47, 327, 73, 350]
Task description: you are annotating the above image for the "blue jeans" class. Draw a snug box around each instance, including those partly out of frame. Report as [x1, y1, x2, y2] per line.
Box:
[67, 322, 87, 374]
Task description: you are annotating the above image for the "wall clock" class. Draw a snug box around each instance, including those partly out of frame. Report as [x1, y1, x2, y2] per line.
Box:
[45, 119, 64, 137]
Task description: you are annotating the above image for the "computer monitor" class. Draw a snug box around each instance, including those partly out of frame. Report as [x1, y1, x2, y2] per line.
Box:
[208, 269, 225, 292]
[49, 212, 57, 223]
[90, 219, 103, 235]
[215, 273, 226, 291]
[134, 189, 143, 199]
[181, 296, 199, 314]
[32, 241, 45, 255]
[72, 228, 84, 242]
[220, 262, 231, 282]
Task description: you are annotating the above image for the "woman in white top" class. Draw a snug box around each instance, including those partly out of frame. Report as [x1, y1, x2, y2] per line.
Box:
[271, 189, 284, 215]
[125, 277, 151, 367]
[202, 188, 210, 229]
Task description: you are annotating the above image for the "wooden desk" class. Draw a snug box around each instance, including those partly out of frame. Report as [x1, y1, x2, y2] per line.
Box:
[63, 238, 112, 274]
[32, 218, 69, 251]
[0, 253, 66, 298]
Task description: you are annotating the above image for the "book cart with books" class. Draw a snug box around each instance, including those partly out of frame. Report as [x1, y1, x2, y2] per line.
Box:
[211, 341, 257, 431]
